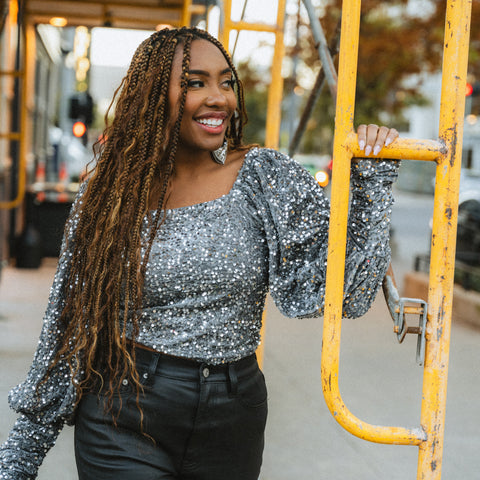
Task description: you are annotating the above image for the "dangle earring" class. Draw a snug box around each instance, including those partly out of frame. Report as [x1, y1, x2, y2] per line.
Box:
[211, 140, 228, 165]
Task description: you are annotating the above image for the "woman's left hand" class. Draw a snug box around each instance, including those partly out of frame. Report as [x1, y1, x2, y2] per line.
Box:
[356, 124, 399, 157]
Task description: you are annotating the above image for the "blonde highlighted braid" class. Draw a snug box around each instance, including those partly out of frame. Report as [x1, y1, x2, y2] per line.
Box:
[43, 27, 249, 413]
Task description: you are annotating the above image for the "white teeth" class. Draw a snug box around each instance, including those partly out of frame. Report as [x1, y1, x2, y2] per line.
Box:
[197, 118, 223, 127]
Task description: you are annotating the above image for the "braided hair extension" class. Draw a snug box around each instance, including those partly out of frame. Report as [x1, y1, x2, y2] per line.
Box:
[41, 27, 249, 416]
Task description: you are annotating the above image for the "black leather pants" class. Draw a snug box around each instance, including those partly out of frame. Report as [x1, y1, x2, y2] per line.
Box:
[74, 347, 268, 480]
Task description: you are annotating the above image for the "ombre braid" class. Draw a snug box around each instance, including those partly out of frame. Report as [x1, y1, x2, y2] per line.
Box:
[42, 28, 249, 414]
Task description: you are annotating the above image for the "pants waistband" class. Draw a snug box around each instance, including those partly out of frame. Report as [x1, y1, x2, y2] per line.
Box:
[130, 343, 258, 384]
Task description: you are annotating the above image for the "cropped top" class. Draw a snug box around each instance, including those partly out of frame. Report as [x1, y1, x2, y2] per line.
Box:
[0, 148, 399, 478]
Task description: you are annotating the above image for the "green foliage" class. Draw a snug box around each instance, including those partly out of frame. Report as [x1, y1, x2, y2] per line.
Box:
[283, 0, 479, 154]
[236, 0, 480, 152]
[236, 60, 268, 145]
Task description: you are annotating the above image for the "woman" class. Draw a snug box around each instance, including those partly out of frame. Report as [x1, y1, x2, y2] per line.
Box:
[0, 27, 399, 479]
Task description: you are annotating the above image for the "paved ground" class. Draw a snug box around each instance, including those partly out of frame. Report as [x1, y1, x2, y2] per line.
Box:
[1, 189, 479, 479]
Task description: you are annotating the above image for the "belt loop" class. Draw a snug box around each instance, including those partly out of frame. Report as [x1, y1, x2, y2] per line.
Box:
[148, 352, 161, 377]
[228, 363, 238, 395]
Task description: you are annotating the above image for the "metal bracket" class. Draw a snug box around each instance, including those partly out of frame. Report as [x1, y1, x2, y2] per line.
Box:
[382, 269, 428, 366]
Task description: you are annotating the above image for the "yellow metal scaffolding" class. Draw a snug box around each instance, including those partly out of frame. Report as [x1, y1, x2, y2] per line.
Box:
[0, 1, 472, 476]
[0, 0, 28, 210]
[322, 0, 472, 478]
[220, 0, 286, 149]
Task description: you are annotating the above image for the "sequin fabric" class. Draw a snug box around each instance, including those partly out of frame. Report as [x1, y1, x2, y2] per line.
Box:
[0, 147, 399, 478]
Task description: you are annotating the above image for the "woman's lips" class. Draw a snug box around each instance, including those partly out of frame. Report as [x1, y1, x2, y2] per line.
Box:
[195, 116, 226, 134]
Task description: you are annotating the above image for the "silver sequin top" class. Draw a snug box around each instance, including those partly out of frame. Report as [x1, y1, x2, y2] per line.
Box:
[0, 148, 399, 478]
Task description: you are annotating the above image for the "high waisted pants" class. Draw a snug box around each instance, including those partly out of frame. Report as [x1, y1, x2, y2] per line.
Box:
[74, 347, 268, 480]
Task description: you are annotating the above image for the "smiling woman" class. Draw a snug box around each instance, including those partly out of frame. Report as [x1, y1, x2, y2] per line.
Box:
[0, 27, 400, 480]
[169, 42, 236, 157]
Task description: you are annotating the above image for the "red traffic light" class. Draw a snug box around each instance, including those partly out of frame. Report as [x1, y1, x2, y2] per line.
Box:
[466, 82, 474, 96]
[72, 121, 87, 137]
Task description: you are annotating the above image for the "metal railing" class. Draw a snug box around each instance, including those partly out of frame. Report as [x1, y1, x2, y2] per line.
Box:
[322, 0, 472, 478]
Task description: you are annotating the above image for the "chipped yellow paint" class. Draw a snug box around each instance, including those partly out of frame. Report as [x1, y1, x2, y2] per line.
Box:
[321, 0, 472, 477]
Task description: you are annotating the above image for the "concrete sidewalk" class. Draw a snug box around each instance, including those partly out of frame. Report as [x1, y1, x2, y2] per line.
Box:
[0, 260, 479, 479]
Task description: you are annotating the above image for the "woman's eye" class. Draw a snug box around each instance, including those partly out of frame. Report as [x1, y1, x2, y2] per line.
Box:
[222, 79, 236, 89]
[187, 79, 203, 88]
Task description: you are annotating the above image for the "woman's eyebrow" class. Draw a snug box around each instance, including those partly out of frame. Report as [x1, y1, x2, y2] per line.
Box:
[188, 68, 232, 76]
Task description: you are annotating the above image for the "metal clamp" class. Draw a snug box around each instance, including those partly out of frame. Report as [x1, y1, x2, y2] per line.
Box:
[382, 271, 428, 366]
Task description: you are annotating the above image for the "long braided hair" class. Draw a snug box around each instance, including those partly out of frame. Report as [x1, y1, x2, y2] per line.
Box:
[44, 27, 248, 411]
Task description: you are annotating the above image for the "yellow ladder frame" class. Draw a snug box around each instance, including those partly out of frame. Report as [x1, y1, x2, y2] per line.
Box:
[219, 0, 286, 149]
[322, 0, 472, 479]
[0, 0, 29, 210]
[218, 0, 287, 366]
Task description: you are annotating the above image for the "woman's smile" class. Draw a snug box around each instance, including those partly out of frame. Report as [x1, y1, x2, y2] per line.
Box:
[169, 39, 237, 159]
[195, 112, 228, 133]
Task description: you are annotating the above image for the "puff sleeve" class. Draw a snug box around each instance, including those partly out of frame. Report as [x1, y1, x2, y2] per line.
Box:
[247, 148, 399, 319]
[0, 184, 86, 479]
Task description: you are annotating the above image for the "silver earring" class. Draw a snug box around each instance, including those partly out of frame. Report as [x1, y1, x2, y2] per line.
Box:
[211, 141, 228, 165]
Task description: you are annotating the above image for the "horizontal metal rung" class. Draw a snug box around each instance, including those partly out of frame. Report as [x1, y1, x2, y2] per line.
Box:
[229, 20, 279, 33]
[395, 305, 425, 315]
[0, 70, 24, 77]
[0, 132, 21, 140]
[347, 133, 446, 162]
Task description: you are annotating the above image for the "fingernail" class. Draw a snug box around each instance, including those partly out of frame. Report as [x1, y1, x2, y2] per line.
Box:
[373, 145, 381, 156]
[359, 140, 365, 150]
[365, 145, 372, 156]
[385, 138, 392, 147]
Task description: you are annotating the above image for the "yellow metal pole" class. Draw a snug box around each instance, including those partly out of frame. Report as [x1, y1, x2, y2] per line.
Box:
[321, 0, 426, 446]
[181, 0, 192, 27]
[417, 0, 472, 478]
[264, 0, 286, 149]
[0, 0, 27, 210]
[221, 0, 233, 51]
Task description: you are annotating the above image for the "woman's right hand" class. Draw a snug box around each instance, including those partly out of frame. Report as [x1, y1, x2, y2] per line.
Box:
[356, 124, 398, 157]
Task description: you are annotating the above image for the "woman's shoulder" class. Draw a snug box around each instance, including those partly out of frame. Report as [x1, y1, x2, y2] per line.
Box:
[240, 147, 315, 188]
[242, 147, 305, 176]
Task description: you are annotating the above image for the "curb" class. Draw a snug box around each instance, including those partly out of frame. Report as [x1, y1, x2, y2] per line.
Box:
[403, 271, 480, 330]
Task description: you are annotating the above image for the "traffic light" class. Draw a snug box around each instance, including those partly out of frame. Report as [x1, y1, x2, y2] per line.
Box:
[69, 92, 94, 125]
[69, 92, 93, 146]
[466, 81, 480, 97]
[72, 121, 87, 138]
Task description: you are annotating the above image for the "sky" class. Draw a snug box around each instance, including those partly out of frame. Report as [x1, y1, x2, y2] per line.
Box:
[90, 0, 285, 68]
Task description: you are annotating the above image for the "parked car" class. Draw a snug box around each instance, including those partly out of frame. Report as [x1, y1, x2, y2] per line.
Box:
[456, 171, 480, 266]
[422, 170, 480, 271]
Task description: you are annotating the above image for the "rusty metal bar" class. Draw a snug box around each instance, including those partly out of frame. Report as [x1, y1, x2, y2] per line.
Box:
[417, 0, 472, 477]
[321, 0, 472, 476]
[346, 133, 446, 162]
[321, 0, 426, 445]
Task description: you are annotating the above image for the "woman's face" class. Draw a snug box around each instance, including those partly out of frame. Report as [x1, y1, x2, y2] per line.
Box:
[168, 39, 237, 157]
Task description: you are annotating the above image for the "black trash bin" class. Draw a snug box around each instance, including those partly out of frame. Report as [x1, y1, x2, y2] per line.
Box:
[15, 191, 72, 268]
[16, 222, 43, 268]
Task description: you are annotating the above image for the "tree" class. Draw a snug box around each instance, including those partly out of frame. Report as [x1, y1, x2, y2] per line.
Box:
[287, 0, 480, 154]
[236, 60, 269, 145]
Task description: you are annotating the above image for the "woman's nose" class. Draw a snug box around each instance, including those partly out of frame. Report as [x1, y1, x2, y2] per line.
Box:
[205, 87, 228, 106]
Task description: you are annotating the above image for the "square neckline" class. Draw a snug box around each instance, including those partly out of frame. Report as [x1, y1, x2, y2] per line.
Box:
[159, 147, 257, 213]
